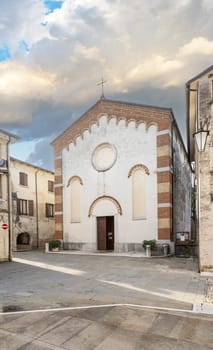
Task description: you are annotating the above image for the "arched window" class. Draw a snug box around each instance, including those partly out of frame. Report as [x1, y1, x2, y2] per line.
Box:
[129, 165, 149, 220]
[67, 176, 83, 223]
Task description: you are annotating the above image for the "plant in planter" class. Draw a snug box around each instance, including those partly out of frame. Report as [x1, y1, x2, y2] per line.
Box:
[49, 240, 61, 252]
[142, 239, 156, 251]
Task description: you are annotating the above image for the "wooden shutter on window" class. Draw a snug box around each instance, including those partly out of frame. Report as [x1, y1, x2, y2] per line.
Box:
[28, 200, 34, 216]
[24, 173, 28, 186]
[17, 199, 21, 214]
[19, 172, 24, 185]
[45, 203, 48, 217]
[20, 172, 28, 186]
[48, 181, 54, 192]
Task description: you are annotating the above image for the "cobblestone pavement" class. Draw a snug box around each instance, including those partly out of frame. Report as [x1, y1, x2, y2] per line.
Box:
[0, 251, 213, 349]
[0, 251, 206, 312]
[0, 305, 213, 350]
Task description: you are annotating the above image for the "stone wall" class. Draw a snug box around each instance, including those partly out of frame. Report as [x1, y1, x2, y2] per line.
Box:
[198, 77, 213, 270]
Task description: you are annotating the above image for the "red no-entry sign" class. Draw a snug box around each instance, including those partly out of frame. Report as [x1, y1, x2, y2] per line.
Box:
[2, 223, 8, 230]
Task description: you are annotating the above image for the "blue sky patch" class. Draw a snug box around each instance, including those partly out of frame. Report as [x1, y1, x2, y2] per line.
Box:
[0, 45, 11, 61]
[19, 40, 30, 54]
[44, 0, 63, 14]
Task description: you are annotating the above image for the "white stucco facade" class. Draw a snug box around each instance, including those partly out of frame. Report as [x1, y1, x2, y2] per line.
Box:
[62, 115, 158, 252]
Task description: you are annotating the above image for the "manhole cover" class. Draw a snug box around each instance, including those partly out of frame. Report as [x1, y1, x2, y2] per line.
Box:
[2, 305, 24, 313]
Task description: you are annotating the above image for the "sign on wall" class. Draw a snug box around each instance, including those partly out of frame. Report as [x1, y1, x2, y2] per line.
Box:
[2, 223, 8, 230]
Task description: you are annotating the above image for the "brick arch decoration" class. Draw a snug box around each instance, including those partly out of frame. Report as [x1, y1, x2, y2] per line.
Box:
[71, 115, 156, 144]
[88, 195, 122, 217]
[67, 176, 83, 187]
[128, 164, 150, 178]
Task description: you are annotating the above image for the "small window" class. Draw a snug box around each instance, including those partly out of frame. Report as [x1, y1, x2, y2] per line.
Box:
[17, 199, 34, 216]
[19, 172, 28, 186]
[46, 203, 54, 217]
[48, 180, 54, 192]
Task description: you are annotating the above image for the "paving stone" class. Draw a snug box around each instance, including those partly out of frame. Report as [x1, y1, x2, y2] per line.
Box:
[0, 312, 51, 333]
[17, 341, 56, 350]
[62, 322, 114, 350]
[38, 316, 92, 346]
[175, 340, 213, 350]
[21, 313, 71, 338]
[118, 307, 158, 333]
[94, 328, 142, 350]
[139, 334, 177, 350]
[148, 312, 183, 338]
[0, 329, 30, 350]
[179, 317, 213, 348]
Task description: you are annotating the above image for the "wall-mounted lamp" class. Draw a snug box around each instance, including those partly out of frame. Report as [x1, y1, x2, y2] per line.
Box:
[191, 161, 196, 172]
[193, 128, 209, 152]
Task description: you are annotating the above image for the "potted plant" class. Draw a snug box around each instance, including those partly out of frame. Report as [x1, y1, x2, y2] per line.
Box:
[49, 240, 61, 252]
[142, 239, 156, 251]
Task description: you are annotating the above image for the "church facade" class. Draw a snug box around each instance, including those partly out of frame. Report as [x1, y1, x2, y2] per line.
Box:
[52, 99, 191, 253]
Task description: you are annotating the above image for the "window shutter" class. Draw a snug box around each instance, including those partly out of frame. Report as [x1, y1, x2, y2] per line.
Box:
[19, 172, 28, 186]
[17, 199, 21, 214]
[28, 200, 34, 216]
[19, 172, 23, 185]
[45, 203, 48, 217]
[48, 180, 54, 192]
[24, 173, 28, 186]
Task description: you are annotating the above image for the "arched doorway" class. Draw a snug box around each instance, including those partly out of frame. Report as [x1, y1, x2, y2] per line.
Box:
[16, 232, 31, 250]
[88, 196, 122, 251]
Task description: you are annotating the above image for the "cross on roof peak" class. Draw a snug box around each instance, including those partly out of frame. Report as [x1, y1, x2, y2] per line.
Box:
[97, 77, 107, 99]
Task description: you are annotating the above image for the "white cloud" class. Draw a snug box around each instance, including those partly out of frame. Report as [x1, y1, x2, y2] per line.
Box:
[0, 61, 55, 97]
[0, 0, 49, 53]
[0, 0, 213, 167]
[0, 61, 56, 122]
[179, 37, 213, 56]
[127, 56, 184, 86]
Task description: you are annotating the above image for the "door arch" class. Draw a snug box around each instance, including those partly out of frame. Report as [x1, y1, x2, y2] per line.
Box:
[16, 232, 31, 250]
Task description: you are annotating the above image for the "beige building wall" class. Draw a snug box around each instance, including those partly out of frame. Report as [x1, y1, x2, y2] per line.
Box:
[10, 158, 55, 249]
[0, 130, 18, 262]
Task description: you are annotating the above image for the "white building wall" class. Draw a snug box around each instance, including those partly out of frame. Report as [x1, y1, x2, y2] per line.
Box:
[62, 116, 158, 252]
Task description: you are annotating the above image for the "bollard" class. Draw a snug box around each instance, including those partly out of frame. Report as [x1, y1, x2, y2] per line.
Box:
[163, 244, 168, 256]
[146, 244, 151, 257]
[45, 242, 49, 253]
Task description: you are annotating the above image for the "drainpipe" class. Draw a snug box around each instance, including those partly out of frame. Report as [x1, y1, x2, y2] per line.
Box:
[7, 137, 12, 261]
[35, 170, 39, 248]
[171, 121, 174, 243]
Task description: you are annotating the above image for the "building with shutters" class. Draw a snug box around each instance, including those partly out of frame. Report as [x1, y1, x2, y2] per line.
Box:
[52, 98, 191, 253]
[0, 129, 18, 261]
[10, 158, 55, 250]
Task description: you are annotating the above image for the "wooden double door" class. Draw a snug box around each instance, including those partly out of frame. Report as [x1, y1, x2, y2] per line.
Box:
[97, 216, 114, 251]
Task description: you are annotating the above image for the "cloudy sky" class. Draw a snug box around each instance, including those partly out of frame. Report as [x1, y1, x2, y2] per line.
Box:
[0, 0, 213, 170]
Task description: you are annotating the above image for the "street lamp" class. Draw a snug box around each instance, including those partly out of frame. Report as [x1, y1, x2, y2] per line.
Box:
[193, 128, 209, 152]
